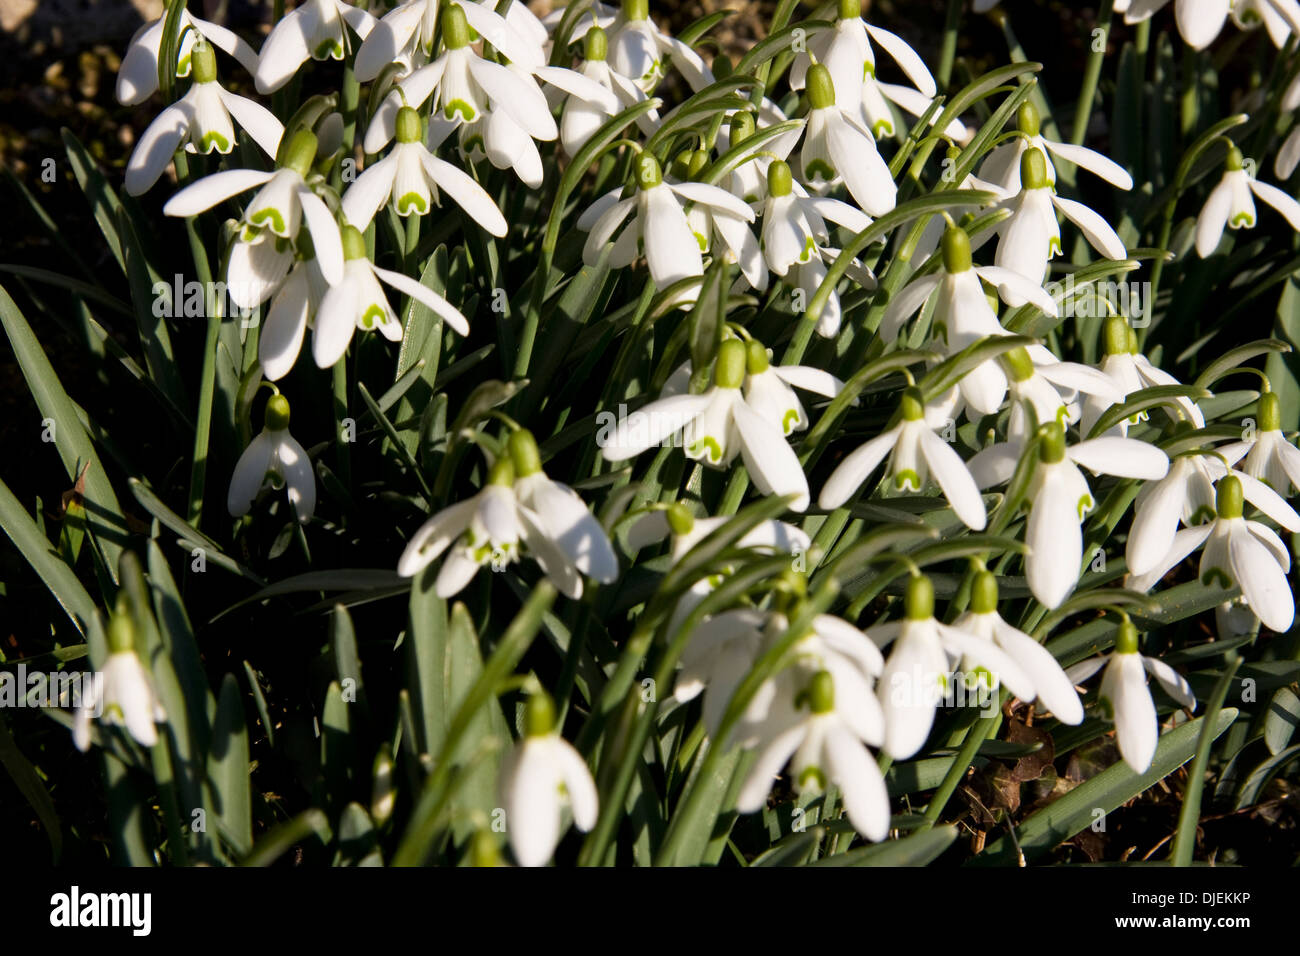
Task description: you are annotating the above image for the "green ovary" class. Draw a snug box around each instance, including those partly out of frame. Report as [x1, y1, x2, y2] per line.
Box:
[397, 192, 429, 216]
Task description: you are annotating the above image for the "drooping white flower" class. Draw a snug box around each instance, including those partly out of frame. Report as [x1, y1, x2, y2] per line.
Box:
[342, 106, 507, 235]
[398, 433, 617, 599]
[880, 226, 1059, 414]
[560, 0, 714, 94]
[994, 147, 1127, 293]
[164, 129, 345, 290]
[116, 9, 260, 106]
[993, 422, 1169, 609]
[312, 224, 469, 369]
[979, 101, 1134, 195]
[578, 153, 756, 291]
[1196, 146, 1300, 256]
[254, 0, 377, 94]
[499, 691, 598, 867]
[1221, 390, 1300, 494]
[364, 2, 562, 154]
[1081, 316, 1206, 438]
[599, 339, 811, 510]
[1128, 474, 1299, 632]
[559, 26, 656, 157]
[798, 63, 897, 216]
[72, 608, 166, 752]
[790, 0, 965, 142]
[760, 159, 876, 336]
[354, 0, 444, 81]
[126, 39, 283, 196]
[260, 250, 329, 381]
[820, 385, 988, 530]
[1232, 0, 1300, 47]
[1065, 616, 1195, 773]
[736, 667, 891, 840]
[228, 394, 317, 524]
[670, 151, 767, 292]
[1121, 0, 1300, 49]
[952, 570, 1085, 724]
[872, 575, 1036, 760]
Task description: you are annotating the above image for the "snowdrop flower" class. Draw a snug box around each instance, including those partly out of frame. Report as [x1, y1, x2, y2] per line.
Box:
[579, 0, 714, 94]
[880, 226, 1059, 414]
[741, 341, 848, 438]
[578, 154, 756, 290]
[499, 691, 597, 867]
[799, 64, 897, 216]
[737, 668, 891, 840]
[260, 248, 329, 381]
[1119, 0, 1232, 48]
[626, 502, 809, 635]
[312, 225, 469, 369]
[1274, 74, 1300, 178]
[670, 150, 767, 291]
[229, 394, 316, 523]
[1065, 617, 1195, 773]
[364, 2, 551, 153]
[995, 148, 1127, 293]
[116, 9, 260, 106]
[354, 0, 443, 81]
[164, 129, 345, 289]
[1125, 436, 1298, 575]
[873, 575, 1036, 760]
[1011, 422, 1169, 608]
[1081, 316, 1206, 438]
[979, 101, 1134, 195]
[560, 27, 656, 157]
[1197, 145, 1300, 257]
[953, 571, 1084, 724]
[1223, 391, 1300, 494]
[254, 0, 377, 94]
[1232, 0, 1300, 47]
[820, 386, 988, 531]
[398, 432, 617, 599]
[760, 160, 875, 336]
[600, 339, 811, 510]
[1003, 347, 1128, 446]
[72, 605, 166, 752]
[791, 0, 964, 142]
[1128, 474, 1299, 631]
[126, 40, 283, 196]
[342, 107, 507, 236]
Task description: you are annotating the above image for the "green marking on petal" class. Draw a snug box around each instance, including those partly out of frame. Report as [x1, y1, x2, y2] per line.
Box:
[800, 235, 816, 263]
[176, 54, 191, 76]
[314, 39, 344, 60]
[872, 119, 893, 138]
[694, 231, 708, 251]
[197, 130, 231, 154]
[264, 469, 285, 490]
[396, 192, 429, 216]
[445, 99, 478, 121]
[1189, 505, 1217, 525]
[1048, 236, 1062, 257]
[782, 408, 801, 434]
[797, 765, 827, 791]
[689, 437, 724, 463]
[249, 208, 286, 235]
[805, 159, 836, 181]
[360, 303, 387, 330]
[1201, 567, 1232, 589]
[1230, 212, 1256, 229]
[1077, 494, 1094, 519]
[894, 469, 922, 492]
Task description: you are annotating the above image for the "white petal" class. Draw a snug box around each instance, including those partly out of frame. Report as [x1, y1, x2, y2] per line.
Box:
[1195, 175, 1234, 257]
[643, 185, 703, 288]
[1053, 195, 1127, 259]
[549, 737, 599, 831]
[125, 103, 191, 196]
[163, 168, 273, 217]
[825, 723, 890, 841]
[731, 399, 810, 511]
[1044, 140, 1133, 189]
[373, 264, 469, 335]
[299, 188, 344, 286]
[217, 87, 284, 160]
[819, 426, 901, 508]
[973, 265, 1059, 316]
[1250, 178, 1300, 232]
[990, 617, 1084, 724]
[341, 155, 398, 230]
[880, 274, 941, 341]
[736, 724, 807, 812]
[1107, 654, 1158, 773]
[227, 432, 275, 516]
[255, 9, 312, 94]
[601, 393, 712, 461]
[421, 151, 509, 237]
[865, 23, 936, 97]
[920, 429, 987, 530]
[1027, 467, 1083, 608]
[1230, 522, 1295, 632]
[1142, 657, 1196, 709]
[1067, 437, 1169, 480]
